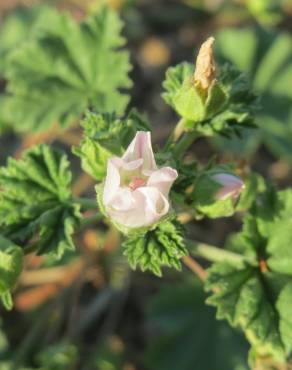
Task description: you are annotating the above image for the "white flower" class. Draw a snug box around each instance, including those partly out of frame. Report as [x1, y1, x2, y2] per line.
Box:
[103, 131, 178, 228]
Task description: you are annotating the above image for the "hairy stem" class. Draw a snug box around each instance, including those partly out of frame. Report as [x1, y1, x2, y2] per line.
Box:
[188, 240, 257, 268]
[182, 255, 207, 281]
[80, 213, 104, 228]
[173, 131, 201, 159]
[74, 197, 98, 210]
[173, 118, 187, 142]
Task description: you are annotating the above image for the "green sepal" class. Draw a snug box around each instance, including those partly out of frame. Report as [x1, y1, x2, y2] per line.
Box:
[163, 62, 257, 137]
[173, 77, 205, 122]
[205, 81, 228, 118]
[236, 173, 266, 212]
[96, 185, 187, 276]
[190, 167, 240, 218]
[122, 218, 188, 277]
[74, 109, 150, 181]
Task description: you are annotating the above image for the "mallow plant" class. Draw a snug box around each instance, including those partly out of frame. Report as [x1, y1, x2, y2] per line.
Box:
[0, 6, 292, 369]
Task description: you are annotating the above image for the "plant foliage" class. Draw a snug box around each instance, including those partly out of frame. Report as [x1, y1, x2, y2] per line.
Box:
[122, 219, 188, 276]
[205, 188, 292, 363]
[74, 110, 150, 181]
[0, 6, 131, 132]
[163, 61, 257, 137]
[0, 145, 81, 258]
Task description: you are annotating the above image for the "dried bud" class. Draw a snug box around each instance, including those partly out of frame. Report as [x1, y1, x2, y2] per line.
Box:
[194, 37, 216, 91]
[212, 173, 245, 201]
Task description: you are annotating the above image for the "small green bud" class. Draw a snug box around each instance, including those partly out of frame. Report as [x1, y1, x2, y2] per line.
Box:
[191, 171, 244, 218]
[172, 38, 227, 126]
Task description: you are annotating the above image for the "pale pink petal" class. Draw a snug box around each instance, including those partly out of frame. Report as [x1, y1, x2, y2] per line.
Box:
[213, 173, 244, 200]
[103, 159, 121, 205]
[106, 187, 169, 228]
[136, 187, 169, 226]
[109, 188, 135, 211]
[106, 190, 146, 228]
[147, 167, 178, 196]
[111, 157, 143, 172]
[122, 131, 157, 172]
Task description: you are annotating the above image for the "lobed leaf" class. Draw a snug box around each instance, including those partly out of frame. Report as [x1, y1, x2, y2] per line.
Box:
[205, 187, 292, 363]
[0, 145, 81, 258]
[1, 6, 132, 132]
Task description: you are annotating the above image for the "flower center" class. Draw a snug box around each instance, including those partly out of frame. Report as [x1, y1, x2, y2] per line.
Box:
[128, 177, 146, 191]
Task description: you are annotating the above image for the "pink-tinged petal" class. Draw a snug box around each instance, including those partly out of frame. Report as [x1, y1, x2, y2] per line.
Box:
[212, 173, 244, 200]
[122, 131, 157, 172]
[103, 159, 121, 205]
[109, 188, 135, 211]
[106, 187, 169, 229]
[147, 167, 178, 196]
[111, 157, 143, 172]
[106, 190, 146, 228]
[136, 187, 169, 226]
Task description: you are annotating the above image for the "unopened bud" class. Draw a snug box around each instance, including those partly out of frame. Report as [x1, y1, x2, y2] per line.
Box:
[212, 173, 245, 201]
[194, 37, 216, 91]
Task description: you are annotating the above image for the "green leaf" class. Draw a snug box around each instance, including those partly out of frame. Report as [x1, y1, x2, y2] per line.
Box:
[122, 219, 188, 276]
[236, 173, 266, 212]
[0, 236, 23, 310]
[276, 283, 292, 355]
[206, 188, 292, 363]
[1, 6, 132, 132]
[0, 6, 49, 72]
[0, 145, 81, 258]
[173, 79, 205, 122]
[205, 262, 287, 361]
[146, 279, 249, 370]
[74, 109, 150, 181]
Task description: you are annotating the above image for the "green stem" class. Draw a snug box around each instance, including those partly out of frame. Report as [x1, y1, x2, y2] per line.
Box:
[74, 197, 98, 210]
[173, 131, 201, 159]
[188, 240, 257, 268]
[80, 213, 104, 228]
[164, 118, 186, 152]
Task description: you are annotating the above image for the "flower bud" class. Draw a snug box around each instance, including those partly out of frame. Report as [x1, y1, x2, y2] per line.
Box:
[194, 37, 216, 92]
[102, 131, 178, 230]
[191, 171, 244, 218]
[212, 173, 245, 201]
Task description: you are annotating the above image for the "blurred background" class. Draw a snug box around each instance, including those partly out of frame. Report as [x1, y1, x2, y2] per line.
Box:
[0, 0, 291, 369]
